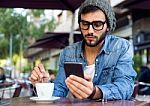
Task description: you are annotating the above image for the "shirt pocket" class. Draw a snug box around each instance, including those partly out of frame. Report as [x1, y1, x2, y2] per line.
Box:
[100, 66, 115, 84]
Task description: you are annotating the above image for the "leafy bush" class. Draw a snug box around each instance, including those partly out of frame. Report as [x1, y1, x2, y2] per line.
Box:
[133, 53, 143, 79]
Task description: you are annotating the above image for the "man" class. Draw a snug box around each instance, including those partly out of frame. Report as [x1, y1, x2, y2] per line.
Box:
[30, 0, 137, 100]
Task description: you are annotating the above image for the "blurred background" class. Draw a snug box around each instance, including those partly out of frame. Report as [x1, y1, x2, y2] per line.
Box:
[0, 0, 150, 100]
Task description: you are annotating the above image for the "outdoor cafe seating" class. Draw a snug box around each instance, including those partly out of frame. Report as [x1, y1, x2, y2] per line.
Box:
[0, 80, 30, 100]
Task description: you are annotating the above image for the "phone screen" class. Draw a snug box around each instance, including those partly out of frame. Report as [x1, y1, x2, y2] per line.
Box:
[64, 62, 84, 78]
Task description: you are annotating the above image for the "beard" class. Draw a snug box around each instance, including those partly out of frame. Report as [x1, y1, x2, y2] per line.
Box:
[83, 31, 107, 47]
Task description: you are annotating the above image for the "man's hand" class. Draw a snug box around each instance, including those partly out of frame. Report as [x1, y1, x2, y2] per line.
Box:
[29, 64, 50, 86]
[65, 74, 94, 99]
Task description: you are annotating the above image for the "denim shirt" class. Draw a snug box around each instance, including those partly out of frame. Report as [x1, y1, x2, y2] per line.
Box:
[53, 35, 137, 100]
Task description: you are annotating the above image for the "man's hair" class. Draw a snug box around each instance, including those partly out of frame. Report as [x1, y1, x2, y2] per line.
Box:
[78, 0, 116, 33]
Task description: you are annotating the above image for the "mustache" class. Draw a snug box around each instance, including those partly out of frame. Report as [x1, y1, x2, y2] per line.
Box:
[85, 33, 96, 37]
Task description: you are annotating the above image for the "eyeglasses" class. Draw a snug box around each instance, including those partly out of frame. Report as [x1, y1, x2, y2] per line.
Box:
[79, 20, 106, 31]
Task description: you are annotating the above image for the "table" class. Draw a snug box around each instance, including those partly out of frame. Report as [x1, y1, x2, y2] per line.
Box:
[1, 97, 150, 106]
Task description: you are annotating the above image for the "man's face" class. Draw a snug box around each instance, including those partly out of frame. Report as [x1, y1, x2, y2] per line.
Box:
[79, 10, 108, 47]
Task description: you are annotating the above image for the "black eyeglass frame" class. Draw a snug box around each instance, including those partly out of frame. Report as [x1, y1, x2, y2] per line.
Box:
[79, 20, 106, 31]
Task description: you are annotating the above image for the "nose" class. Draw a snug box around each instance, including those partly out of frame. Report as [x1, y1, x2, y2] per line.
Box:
[88, 25, 94, 34]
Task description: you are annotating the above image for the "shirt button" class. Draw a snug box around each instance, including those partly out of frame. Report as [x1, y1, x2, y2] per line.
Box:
[96, 59, 98, 62]
[95, 74, 97, 77]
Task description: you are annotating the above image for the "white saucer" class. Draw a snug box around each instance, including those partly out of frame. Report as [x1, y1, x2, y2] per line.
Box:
[30, 96, 60, 103]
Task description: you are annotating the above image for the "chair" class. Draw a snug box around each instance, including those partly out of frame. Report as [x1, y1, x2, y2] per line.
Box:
[0, 83, 22, 99]
[138, 82, 150, 95]
[132, 83, 139, 98]
[12, 84, 22, 97]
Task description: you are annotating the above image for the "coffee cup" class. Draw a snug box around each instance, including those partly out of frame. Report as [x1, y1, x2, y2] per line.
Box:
[35, 83, 54, 99]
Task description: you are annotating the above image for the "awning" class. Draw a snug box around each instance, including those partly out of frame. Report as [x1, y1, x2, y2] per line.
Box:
[115, 0, 150, 10]
[0, 0, 85, 12]
[28, 32, 83, 49]
[114, 0, 150, 30]
[134, 31, 150, 51]
[24, 32, 83, 59]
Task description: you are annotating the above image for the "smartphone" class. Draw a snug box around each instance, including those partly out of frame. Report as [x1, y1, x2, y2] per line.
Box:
[64, 62, 84, 78]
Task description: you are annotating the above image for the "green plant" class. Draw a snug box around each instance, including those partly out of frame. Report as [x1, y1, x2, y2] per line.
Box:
[22, 64, 32, 73]
[133, 53, 143, 79]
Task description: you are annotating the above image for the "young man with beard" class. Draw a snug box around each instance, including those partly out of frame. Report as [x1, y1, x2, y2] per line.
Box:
[29, 0, 137, 100]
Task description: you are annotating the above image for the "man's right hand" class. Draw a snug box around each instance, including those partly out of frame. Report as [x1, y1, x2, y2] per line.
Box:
[29, 64, 50, 86]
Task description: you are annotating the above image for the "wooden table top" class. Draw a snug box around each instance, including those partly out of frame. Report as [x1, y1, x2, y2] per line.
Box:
[1, 96, 150, 106]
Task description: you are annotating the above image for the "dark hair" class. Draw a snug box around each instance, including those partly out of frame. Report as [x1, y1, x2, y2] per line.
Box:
[48, 69, 55, 75]
[78, 5, 109, 28]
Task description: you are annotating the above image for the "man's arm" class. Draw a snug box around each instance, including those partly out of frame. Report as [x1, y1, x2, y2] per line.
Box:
[97, 41, 137, 100]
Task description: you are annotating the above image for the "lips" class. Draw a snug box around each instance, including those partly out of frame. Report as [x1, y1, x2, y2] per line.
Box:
[86, 36, 95, 41]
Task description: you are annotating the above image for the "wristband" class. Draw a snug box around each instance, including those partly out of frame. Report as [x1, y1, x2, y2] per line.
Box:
[87, 85, 96, 99]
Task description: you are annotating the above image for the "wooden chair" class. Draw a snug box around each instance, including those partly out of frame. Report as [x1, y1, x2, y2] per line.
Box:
[0, 83, 22, 99]
[132, 83, 139, 98]
[12, 84, 22, 97]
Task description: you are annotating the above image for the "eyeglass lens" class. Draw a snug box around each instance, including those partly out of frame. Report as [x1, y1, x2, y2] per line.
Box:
[80, 20, 106, 31]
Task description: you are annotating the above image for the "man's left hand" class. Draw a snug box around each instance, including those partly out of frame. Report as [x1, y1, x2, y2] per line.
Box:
[65, 74, 94, 99]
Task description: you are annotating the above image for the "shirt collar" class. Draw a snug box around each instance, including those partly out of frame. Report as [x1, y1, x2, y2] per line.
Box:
[101, 35, 111, 55]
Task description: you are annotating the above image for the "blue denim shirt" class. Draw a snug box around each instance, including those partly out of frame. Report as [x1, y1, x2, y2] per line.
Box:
[53, 35, 137, 100]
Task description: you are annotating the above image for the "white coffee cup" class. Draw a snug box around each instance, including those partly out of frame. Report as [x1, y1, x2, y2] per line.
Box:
[35, 83, 54, 99]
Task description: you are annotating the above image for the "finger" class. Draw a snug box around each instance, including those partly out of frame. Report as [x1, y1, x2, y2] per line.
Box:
[30, 72, 38, 80]
[32, 70, 43, 82]
[29, 76, 38, 83]
[34, 66, 43, 78]
[38, 64, 50, 81]
[65, 80, 83, 99]
[67, 77, 92, 96]
[67, 82, 88, 99]
[68, 75, 93, 96]
[66, 77, 91, 97]
[84, 73, 92, 81]
[32, 70, 40, 79]
[38, 64, 46, 73]
[43, 71, 49, 78]
[68, 85, 83, 99]
[29, 77, 39, 86]
[70, 75, 92, 88]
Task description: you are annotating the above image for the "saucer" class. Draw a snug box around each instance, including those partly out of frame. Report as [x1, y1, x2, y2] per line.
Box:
[30, 96, 60, 103]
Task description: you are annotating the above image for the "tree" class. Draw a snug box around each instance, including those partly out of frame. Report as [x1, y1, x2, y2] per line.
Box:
[0, 37, 8, 58]
[0, 8, 56, 74]
[0, 8, 56, 59]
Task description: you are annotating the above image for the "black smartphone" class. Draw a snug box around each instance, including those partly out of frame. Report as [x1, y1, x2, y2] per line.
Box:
[64, 62, 84, 78]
